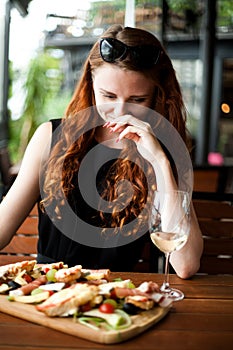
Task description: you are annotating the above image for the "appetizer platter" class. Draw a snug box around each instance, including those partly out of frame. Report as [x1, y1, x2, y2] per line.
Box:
[0, 260, 172, 344]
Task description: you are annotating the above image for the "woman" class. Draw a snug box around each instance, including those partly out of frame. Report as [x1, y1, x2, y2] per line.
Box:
[0, 25, 203, 278]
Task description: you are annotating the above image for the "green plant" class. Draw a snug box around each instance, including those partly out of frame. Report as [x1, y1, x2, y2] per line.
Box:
[9, 51, 63, 162]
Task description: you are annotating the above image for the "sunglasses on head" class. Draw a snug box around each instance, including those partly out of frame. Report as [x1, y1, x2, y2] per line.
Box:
[99, 38, 161, 68]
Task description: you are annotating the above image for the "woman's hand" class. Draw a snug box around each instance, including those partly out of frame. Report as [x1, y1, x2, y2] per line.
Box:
[103, 114, 178, 193]
[103, 114, 165, 164]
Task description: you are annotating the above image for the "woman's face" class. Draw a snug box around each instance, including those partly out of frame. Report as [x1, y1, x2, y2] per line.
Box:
[92, 64, 155, 122]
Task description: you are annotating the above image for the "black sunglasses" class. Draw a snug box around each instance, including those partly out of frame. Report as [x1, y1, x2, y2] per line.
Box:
[99, 38, 161, 68]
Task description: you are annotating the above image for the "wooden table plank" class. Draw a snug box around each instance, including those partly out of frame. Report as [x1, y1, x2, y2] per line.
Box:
[0, 322, 98, 349]
[0, 323, 232, 350]
[174, 298, 233, 314]
[131, 330, 233, 350]
[155, 313, 233, 332]
[177, 284, 233, 299]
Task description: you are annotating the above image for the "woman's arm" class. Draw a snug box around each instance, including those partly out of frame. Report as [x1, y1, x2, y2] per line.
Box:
[145, 139, 203, 278]
[0, 122, 52, 249]
[104, 116, 204, 278]
[149, 155, 203, 278]
[170, 202, 203, 279]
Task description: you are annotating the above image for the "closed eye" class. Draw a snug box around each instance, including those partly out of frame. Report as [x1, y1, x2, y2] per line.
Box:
[129, 97, 147, 103]
[99, 89, 116, 99]
[103, 94, 116, 99]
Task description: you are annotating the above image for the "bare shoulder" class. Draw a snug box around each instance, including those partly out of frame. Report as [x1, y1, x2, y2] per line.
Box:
[33, 121, 52, 138]
[25, 122, 53, 161]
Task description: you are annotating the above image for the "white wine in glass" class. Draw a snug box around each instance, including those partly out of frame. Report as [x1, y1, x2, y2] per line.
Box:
[149, 190, 190, 301]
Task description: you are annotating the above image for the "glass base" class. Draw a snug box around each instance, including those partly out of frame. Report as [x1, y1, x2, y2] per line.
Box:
[160, 283, 184, 301]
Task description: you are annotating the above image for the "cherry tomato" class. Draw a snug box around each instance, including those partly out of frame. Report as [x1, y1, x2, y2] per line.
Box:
[99, 303, 115, 313]
[23, 274, 32, 283]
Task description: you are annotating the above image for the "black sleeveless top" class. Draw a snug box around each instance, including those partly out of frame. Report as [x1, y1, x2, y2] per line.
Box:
[37, 119, 150, 271]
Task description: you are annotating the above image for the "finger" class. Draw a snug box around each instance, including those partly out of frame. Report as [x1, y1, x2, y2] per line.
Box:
[113, 115, 152, 132]
[110, 124, 127, 133]
[106, 120, 127, 128]
[117, 126, 142, 142]
[103, 121, 110, 128]
[103, 121, 128, 134]
[116, 133, 140, 143]
[105, 115, 139, 127]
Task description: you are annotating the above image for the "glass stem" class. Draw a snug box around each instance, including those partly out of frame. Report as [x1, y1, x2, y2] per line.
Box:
[161, 252, 171, 293]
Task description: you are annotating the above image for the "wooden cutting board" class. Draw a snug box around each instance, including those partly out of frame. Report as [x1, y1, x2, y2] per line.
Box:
[0, 295, 170, 344]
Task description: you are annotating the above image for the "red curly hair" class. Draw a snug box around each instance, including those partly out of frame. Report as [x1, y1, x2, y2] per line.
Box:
[41, 24, 189, 234]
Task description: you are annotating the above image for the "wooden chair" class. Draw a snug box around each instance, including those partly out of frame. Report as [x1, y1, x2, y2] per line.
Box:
[193, 192, 233, 275]
[0, 205, 39, 266]
[0, 148, 12, 187]
[0, 147, 12, 199]
[193, 165, 233, 193]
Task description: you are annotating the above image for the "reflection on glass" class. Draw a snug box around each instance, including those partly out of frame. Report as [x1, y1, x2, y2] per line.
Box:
[172, 59, 203, 139]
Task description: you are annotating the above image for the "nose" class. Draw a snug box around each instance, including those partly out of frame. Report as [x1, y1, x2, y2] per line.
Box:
[113, 101, 130, 117]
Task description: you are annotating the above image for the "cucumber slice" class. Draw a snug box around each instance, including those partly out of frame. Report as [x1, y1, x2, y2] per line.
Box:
[0, 283, 10, 293]
[8, 291, 50, 304]
[82, 308, 131, 329]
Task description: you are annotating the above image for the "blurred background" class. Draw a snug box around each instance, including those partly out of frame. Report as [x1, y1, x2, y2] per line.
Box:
[0, 0, 233, 195]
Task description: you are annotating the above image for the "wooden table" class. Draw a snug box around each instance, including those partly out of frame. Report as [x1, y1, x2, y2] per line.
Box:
[0, 273, 232, 350]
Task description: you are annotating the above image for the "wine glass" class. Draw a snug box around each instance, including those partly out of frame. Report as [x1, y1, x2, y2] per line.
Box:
[149, 190, 190, 301]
